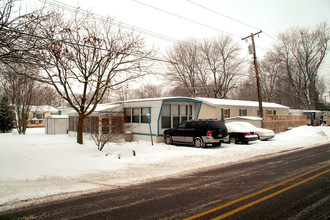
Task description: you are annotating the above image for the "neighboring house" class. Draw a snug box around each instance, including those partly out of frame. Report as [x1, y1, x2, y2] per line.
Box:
[28, 105, 59, 128]
[197, 97, 290, 121]
[57, 106, 74, 115]
[290, 109, 329, 126]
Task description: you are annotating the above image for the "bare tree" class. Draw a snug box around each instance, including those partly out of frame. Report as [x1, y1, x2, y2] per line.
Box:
[165, 36, 244, 98]
[276, 22, 329, 109]
[0, 0, 48, 70]
[199, 35, 245, 98]
[259, 51, 283, 102]
[166, 39, 200, 97]
[35, 11, 154, 144]
[0, 64, 40, 134]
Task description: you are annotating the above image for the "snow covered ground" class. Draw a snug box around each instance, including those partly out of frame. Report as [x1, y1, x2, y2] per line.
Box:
[1, 126, 329, 211]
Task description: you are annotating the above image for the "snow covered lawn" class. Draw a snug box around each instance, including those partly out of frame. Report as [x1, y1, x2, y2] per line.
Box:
[1, 126, 329, 211]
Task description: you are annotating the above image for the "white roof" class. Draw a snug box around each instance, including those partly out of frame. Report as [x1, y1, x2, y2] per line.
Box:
[197, 97, 289, 109]
[47, 115, 69, 119]
[226, 116, 263, 121]
[67, 103, 120, 115]
[116, 97, 201, 103]
[30, 105, 58, 112]
[93, 103, 120, 112]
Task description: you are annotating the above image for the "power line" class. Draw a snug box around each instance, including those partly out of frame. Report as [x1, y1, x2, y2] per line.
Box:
[132, 0, 242, 39]
[38, 0, 183, 44]
[187, 0, 278, 44]
[187, 0, 260, 31]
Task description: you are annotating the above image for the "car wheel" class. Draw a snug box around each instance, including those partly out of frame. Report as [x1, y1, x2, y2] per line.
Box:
[194, 137, 205, 148]
[164, 135, 173, 145]
[230, 136, 237, 144]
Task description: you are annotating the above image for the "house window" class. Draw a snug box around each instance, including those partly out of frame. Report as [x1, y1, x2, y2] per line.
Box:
[189, 105, 193, 120]
[161, 104, 171, 129]
[173, 105, 180, 128]
[181, 105, 188, 122]
[132, 108, 140, 123]
[102, 118, 110, 134]
[141, 107, 149, 123]
[265, 110, 272, 115]
[273, 110, 277, 115]
[221, 108, 230, 121]
[125, 107, 151, 124]
[239, 109, 247, 116]
[124, 108, 131, 123]
[33, 113, 43, 119]
[161, 104, 193, 129]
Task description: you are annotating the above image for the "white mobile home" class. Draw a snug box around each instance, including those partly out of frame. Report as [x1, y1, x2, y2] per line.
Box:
[197, 97, 290, 121]
[67, 97, 202, 143]
[118, 97, 202, 142]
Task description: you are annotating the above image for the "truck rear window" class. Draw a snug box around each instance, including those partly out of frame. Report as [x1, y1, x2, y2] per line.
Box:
[209, 121, 226, 129]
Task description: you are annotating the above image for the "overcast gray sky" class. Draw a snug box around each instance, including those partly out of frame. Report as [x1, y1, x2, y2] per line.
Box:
[29, 0, 330, 96]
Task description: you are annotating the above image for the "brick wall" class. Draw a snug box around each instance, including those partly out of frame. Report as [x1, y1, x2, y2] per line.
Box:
[263, 115, 307, 133]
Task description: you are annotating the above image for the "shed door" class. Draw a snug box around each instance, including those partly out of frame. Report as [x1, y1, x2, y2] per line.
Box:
[47, 118, 53, 134]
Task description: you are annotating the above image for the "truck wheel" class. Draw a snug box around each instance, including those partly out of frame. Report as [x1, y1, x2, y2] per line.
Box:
[165, 135, 173, 145]
[194, 137, 205, 148]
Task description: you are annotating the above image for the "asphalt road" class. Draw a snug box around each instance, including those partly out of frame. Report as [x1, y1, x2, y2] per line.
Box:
[1, 143, 329, 219]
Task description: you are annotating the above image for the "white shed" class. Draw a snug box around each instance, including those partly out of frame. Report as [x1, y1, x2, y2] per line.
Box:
[45, 115, 69, 134]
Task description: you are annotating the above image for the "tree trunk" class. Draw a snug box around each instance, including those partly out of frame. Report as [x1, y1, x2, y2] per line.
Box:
[77, 114, 85, 144]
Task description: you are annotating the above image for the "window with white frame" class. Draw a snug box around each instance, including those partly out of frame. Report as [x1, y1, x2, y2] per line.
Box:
[124, 107, 150, 124]
[132, 108, 140, 123]
[141, 107, 149, 123]
[161, 104, 171, 129]
[161, 103, 193, 129]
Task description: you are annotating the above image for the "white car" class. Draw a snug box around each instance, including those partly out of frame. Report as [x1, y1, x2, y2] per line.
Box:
[228, 121, 275, 141]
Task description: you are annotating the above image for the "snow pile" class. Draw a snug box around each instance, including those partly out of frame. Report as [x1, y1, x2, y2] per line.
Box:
[0, 125, 329, 210]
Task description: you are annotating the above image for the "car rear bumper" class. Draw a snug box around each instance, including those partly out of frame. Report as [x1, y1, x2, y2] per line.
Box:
[244, 134, 259, 141]
[259, 134, 275, 140]
[202, 135, 228, 144]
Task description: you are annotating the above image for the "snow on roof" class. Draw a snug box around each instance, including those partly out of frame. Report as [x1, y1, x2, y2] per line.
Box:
[30, 105, 58, 112]
[226, 116, 262, 121]
[47, 115, 69, 119]
[197, 97, 289, 109]
[116, 97, 201, 103]
[92, 103, 120, 112]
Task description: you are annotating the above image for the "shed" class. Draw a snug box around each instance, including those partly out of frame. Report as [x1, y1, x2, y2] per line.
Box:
[45, 115, 69, 134]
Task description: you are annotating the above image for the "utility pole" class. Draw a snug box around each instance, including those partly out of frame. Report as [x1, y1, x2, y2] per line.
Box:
[242, 31, 263, 119]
